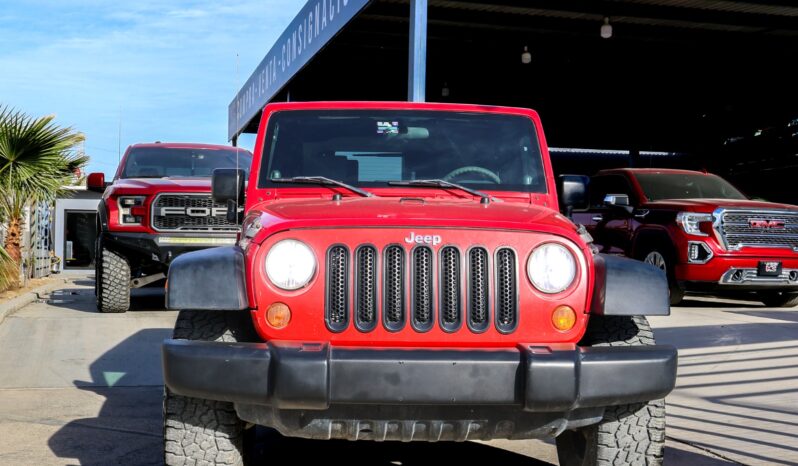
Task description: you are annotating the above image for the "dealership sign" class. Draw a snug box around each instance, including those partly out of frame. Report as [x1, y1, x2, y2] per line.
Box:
[228, 0, 371, 139]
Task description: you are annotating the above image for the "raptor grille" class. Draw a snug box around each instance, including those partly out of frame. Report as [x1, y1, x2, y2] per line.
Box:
[151, 194, 237, 231]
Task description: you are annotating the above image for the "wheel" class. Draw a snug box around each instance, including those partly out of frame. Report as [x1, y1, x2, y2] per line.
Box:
[556, 315, 666, 466]
[163, 310, 258, 466]
[97, 246, 130, 313]
[758, 291, 798, 308]
[641, 247, 683, 306]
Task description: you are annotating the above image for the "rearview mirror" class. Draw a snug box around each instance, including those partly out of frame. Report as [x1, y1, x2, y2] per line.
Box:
[558, 174, 589, 217]
[87, 172, 106, 193]
[604, 194, 633, 215]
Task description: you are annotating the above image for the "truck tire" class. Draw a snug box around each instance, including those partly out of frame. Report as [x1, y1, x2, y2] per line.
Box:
[640, 247, 683, 306]
[97, 247, 131, 313]
[555, 315, 666, 466]
[758, 291, 798, 308]
[164, 310, 258, 466]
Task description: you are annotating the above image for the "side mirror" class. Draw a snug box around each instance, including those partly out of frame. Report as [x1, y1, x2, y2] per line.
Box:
[558, 174, 589, 217]
[212, 168, 246, 223]
[604, 194, 633, 214]
[87, 172, 106, 193]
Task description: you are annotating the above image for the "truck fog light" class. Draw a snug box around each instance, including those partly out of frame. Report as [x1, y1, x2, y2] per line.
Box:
[687, 241, 713, 264]
[266, 302, 291, 329]
[551, 305, 576, 331]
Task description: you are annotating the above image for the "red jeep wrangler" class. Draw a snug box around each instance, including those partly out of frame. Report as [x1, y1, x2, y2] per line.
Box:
[572, 168, 798, 307]
[87, 142, 252, 312]
[162, 102, 677, 466]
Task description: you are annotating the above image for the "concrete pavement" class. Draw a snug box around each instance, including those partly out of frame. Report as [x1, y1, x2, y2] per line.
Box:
[0, 276, 795, 465]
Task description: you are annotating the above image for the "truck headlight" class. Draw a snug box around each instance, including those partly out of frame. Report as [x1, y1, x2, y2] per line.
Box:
[676, 212, 713, 236]
[265, 239, 316, 290]
[527, 243, 577, 294]
[118, 196, 146, 224]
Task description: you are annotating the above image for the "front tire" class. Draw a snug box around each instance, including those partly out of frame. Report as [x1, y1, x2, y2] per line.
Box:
[555, 315, 666, 466]
[163, 310, 257, 466]
[641, 248, 683, 306]
[97, 247, 130, 313]
[759, 291, 798, 308]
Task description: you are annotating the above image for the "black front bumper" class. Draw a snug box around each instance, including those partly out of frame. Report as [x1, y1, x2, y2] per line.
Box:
[163, 340, 677, 413]
[102, 231, 237, 266]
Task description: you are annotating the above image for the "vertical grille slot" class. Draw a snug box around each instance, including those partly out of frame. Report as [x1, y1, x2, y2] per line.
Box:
[326, 246, 349, 332]
[468, 247, 490, 332]
[355, 246, 378, 331]
[412, 246, 434, 331]
[383, 246, 405, 331]
[495, 248, 518, 333]
[439, 247, 461, 331]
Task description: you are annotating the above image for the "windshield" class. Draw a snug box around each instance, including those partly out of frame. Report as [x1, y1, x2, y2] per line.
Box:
[258, 110, 547, 193]
[635, 173, 747, 201]
[120, 147, 252, 179]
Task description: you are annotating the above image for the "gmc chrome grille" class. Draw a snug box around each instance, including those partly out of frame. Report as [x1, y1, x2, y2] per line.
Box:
[151, 194, 237, 231]
[325, 244, 518, 333]
[719, 210, 798, 250]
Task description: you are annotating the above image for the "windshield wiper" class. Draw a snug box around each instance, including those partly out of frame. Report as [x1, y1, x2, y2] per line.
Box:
[271, 176, 375, 198]
[388, 179, 494, 204]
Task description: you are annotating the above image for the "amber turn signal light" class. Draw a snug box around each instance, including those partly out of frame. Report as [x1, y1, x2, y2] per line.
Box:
[266, 302, 291, 329]
[551, 305, 576, 331]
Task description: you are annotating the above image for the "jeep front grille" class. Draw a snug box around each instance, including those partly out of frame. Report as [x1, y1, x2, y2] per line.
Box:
[151, 194, 238, 232]
[718, 210, 798, 250]
[325, 244, 518, 333]
[326, 246, 349, 332]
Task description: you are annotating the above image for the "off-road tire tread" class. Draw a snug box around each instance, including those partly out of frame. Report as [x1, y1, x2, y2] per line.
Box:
[97, 247, 130, 313]
[557, 315, 666, 466]
[164, 310, 254, 466]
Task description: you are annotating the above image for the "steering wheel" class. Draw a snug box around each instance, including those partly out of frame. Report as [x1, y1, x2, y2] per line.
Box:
[443, 166, 501, 184]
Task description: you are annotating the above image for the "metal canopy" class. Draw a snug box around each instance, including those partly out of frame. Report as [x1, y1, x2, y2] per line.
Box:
[229, 0, 798, 140]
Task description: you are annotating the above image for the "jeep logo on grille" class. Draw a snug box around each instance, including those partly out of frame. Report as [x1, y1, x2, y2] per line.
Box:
[405, 232, 442, 246]
[160, 207, 227, 217]
[748, 219, 786, 229]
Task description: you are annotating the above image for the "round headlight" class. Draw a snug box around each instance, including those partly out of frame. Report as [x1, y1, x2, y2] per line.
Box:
[527, 243, 577, 294]
[265, 239, 316, 290]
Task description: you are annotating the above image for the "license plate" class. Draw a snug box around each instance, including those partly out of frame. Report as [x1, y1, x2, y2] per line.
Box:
[758, 261, 782, 277]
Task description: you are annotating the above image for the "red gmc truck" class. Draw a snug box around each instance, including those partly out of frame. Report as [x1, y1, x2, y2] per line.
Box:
[161, 102, 677, 466]
[571, 168, 798, 307]
[87, 142, 252, 312]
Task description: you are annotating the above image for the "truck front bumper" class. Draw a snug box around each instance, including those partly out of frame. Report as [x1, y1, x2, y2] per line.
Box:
[102, 231, 237, 266]
[163, 340, 676, 414]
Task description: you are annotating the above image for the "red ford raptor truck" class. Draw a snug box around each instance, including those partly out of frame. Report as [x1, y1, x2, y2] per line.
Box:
[161, 102, 677, 466]
[86, 142, 252, 312]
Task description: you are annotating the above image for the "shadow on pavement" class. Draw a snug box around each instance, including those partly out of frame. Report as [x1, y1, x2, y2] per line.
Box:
[46, 329, 554, 465]
[45, 287, 169, 313]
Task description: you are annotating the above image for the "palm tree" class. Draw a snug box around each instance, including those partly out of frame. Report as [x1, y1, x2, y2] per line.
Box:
[0, 106, 88, 267]
[0, 245, 15, 292]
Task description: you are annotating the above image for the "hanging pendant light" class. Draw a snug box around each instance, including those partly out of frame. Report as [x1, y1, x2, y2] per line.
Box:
[601, 17, 613, 39]
[521, 45, 532, 64]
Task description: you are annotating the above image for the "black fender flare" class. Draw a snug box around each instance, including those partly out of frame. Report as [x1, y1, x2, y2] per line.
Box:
[166, 246, 249, 311]
[590, 254, 670, 316]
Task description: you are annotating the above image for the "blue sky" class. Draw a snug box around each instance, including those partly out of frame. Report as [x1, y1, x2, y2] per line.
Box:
[0, 0, 305, 176]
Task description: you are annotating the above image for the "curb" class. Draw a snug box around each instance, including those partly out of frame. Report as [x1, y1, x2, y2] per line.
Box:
[0, 277, 71, 325]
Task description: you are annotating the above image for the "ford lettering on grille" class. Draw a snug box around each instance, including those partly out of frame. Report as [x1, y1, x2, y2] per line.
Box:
[160, 206, 228, 217]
